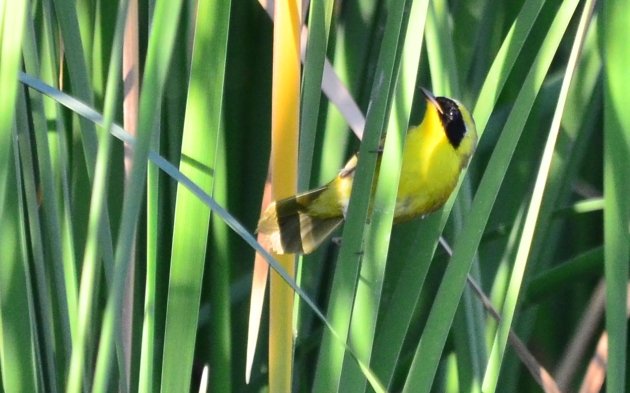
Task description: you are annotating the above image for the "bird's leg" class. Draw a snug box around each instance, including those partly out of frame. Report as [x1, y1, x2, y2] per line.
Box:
[369, 146, 384, 154]
[332, 237, 364, 256]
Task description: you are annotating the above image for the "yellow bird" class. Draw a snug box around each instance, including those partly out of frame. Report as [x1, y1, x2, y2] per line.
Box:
[258, 88, 477, 254]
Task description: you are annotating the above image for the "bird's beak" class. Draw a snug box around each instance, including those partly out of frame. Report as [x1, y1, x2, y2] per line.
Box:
[421, 87, 443, 114]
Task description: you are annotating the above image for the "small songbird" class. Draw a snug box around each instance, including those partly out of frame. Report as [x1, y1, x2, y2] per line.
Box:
[258, 88, 478, 254]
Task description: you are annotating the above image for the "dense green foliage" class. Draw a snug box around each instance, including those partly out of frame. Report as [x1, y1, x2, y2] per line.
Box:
[0, 0, 628, 392]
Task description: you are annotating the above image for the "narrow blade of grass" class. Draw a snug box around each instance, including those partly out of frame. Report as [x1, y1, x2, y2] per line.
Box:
[299, 0, 334, 189]
[425, 0, 486, 390]
[339, 0, 429, 390]
[90, 0, 186, 390]
[15, 85, 60, 393]
[50, 0, 119, 360]
[0, 1, 37, 389]
[0, 123, 40, 393]
[20, 15, 72, 391]
[312, 0, 408, 391]
[602, 0, 630, 390]
[160, 0, 231, 391]
[268, 0, 301, 391]
[65, 0, 129, 391]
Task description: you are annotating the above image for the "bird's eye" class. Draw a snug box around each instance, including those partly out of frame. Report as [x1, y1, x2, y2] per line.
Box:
[448, 106, 460, 121]
[436, 97, 467, 148]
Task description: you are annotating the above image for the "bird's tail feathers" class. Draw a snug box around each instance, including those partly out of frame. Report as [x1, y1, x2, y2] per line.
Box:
[257, 187, 343, 254]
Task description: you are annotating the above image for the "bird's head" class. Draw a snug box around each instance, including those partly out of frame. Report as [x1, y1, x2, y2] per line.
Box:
[421, 87, 478, 167]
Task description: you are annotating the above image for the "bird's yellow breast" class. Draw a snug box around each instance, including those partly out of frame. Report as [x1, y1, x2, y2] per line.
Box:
[394, 104, 461, 221]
